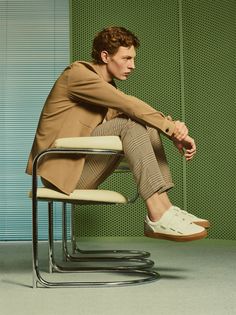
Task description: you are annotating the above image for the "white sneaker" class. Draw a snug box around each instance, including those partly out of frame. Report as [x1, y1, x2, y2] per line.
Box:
[172, 206, 210, 228]
[144, 209, 207, 242]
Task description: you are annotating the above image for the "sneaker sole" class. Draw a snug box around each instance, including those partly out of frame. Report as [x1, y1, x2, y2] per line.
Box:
[194, 221, 210, 228]
[144, 229, 207, 242]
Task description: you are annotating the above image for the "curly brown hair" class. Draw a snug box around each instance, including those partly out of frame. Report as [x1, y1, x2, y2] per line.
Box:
[92, 26, 140, 64]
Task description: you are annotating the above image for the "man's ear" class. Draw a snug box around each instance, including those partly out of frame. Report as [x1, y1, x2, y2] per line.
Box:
[100, 51, 109, 64]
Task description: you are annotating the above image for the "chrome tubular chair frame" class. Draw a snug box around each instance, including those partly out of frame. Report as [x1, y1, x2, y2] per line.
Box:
[32, 145, 160, 288]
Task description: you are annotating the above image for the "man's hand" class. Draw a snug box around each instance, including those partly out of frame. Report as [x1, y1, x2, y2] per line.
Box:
[173, 135, 197, 161]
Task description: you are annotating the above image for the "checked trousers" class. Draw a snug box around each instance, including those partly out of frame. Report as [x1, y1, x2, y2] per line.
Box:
[77, 117, 174, 200]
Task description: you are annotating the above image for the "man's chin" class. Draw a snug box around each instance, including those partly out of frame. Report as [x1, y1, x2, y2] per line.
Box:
[114, 74, 129, 81]
[120, 76, 129, 80]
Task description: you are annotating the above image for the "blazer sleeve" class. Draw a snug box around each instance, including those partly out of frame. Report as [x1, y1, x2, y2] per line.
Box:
[67, 62, 175, 137]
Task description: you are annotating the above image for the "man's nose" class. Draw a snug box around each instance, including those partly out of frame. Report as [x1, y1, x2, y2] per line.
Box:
[129, 60, 135, 69]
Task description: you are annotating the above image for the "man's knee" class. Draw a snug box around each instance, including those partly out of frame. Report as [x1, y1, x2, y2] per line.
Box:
[123, 119, 147, 132]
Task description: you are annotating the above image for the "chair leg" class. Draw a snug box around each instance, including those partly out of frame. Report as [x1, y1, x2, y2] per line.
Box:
[71, 204, 77, 254]
[32, 193, 39, 288]
[48, 202, 54, 273]
[62, 202, 69, 262]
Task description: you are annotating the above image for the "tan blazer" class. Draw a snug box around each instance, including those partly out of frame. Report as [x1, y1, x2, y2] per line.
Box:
[26, 61, 175, 194]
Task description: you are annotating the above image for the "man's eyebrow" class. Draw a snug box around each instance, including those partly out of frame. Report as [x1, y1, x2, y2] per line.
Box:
[122, 55, 136, 58]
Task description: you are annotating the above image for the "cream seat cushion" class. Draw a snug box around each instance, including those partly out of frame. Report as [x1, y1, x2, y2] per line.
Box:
[30, 188, 128, 204]
[54, 136, 123, 151]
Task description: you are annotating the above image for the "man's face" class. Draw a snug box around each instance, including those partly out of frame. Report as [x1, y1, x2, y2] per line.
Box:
[103, 45, 136, 81]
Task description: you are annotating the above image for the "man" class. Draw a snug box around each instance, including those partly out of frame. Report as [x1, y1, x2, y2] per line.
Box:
[26, 26, 209, 242]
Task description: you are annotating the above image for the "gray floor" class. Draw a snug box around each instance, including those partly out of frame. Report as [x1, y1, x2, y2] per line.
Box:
[0, 237, 236, 315]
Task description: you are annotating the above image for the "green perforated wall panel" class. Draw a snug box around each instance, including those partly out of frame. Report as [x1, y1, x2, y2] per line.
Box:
[182, 0, 236, 240]
[70, 0, 236, 239]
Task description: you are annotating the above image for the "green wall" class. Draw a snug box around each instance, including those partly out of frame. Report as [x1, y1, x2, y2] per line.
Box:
[71, 0, 236, 240]
[182, 0, 236, 240]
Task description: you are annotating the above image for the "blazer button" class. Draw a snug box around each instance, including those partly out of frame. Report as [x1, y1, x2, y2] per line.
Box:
[165, 128, 169, 133]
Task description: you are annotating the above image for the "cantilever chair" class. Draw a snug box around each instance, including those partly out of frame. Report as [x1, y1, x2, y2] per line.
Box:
[30, 136, 159, 288]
